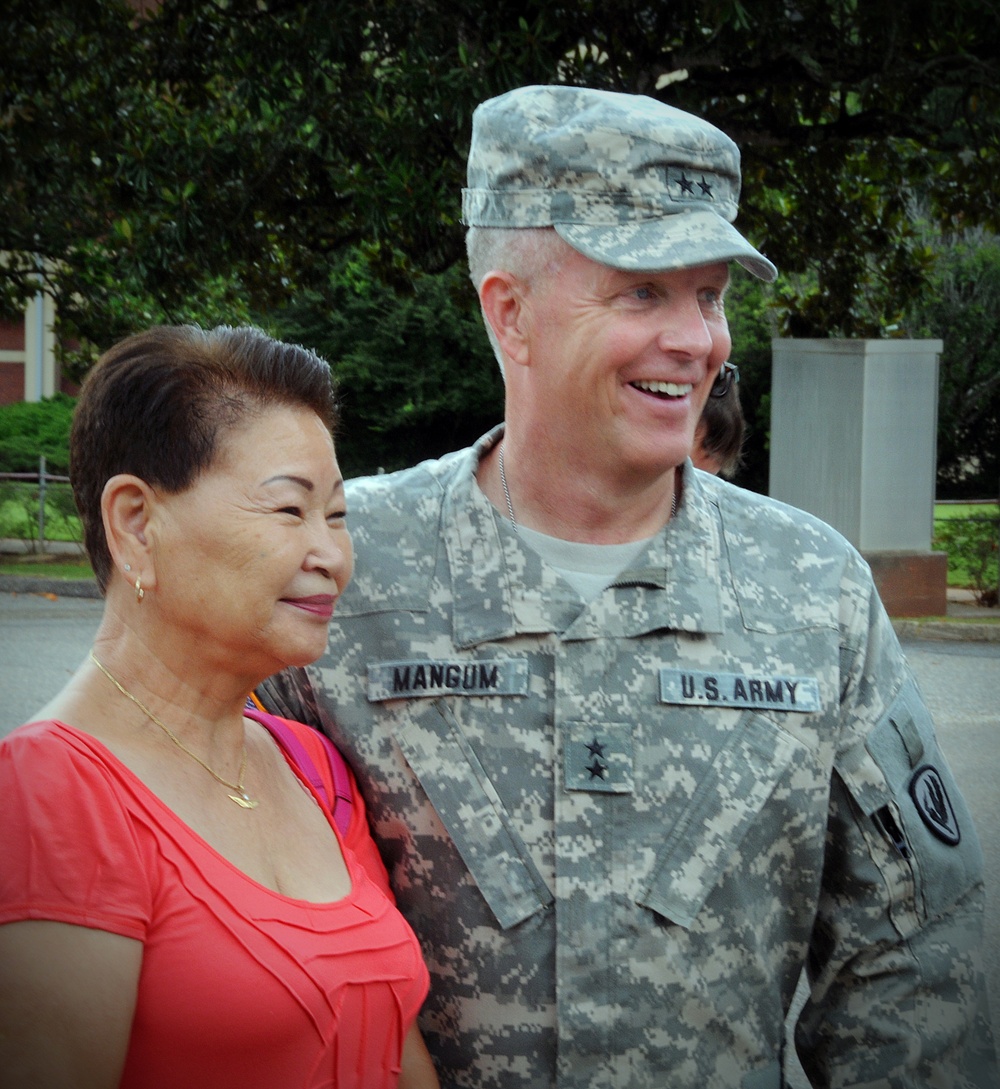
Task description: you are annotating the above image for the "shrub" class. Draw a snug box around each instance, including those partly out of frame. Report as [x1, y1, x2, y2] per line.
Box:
[933, 514, 1000, 607]
[0, 394, 75, 473]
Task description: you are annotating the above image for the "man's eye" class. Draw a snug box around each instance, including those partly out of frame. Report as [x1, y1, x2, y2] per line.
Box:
[279, 506, 303, 517]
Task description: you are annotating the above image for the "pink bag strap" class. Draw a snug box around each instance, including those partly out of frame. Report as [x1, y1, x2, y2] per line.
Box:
[244, 705, 353, 835]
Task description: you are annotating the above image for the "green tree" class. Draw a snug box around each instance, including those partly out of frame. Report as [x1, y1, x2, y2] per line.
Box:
[4, 0, 999, 354]
[906, 232, 1000, 498]
[3, 0, 998, 478]
[723, 273, 777, 494]
[270, 252, 503, 479]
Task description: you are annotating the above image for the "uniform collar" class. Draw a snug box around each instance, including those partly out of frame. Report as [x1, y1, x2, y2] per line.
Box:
[443, 428, 724, 648]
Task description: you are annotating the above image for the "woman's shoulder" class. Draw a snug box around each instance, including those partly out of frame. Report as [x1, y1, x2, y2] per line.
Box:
[1, 719, 144, 825]
[0, 720, 153, 936]
[2, 718, 96, 764]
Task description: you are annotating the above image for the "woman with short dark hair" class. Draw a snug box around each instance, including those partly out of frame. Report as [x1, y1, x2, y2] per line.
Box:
[0, 325, 438, 1089]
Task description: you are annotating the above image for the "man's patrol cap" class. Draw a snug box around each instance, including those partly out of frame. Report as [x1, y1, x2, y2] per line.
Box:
[462, 84, 778, 282]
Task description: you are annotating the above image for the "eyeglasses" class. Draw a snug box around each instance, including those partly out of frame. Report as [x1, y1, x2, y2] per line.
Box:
[710, 361, 739, 399]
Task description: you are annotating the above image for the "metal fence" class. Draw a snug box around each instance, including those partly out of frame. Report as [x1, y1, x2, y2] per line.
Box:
[0, 457, 82, 554]
[2, 459, 997, 604]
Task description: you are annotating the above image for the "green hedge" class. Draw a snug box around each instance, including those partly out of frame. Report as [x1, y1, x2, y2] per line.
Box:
[0, 481, 82, 548]
[0, 394, 76, 473]
[933, 511, 1000, 606]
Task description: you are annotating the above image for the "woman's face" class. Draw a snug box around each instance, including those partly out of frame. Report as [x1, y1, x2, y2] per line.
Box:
[148, 403, 353, 680]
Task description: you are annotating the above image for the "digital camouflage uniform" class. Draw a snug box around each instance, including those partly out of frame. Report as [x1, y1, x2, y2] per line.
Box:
[260, 429, 996, 1089]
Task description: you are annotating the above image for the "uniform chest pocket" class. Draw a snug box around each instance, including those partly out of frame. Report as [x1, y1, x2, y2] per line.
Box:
[394, 699, 553, 930]
[637, 712, 805, 929]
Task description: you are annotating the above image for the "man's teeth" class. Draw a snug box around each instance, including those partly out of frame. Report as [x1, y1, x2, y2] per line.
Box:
[632, 380, 693, 396]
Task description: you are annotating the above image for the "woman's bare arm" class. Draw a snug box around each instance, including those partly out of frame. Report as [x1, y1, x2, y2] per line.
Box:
[0, 920, 142, 1089]
[397, 1021, 440, 1089]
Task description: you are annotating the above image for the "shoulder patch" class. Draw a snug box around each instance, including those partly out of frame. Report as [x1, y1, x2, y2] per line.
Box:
[909, 765, 961, 846]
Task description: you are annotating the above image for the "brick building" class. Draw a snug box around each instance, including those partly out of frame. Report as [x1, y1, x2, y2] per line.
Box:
[0, 292, 75, 405]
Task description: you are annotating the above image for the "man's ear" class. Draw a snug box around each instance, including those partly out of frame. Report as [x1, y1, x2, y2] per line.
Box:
[479, 270, 532, 369]
[102, 474, 157, 592]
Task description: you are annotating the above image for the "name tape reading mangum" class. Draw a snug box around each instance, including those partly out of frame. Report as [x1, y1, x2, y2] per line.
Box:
[368, 658, 529, 702]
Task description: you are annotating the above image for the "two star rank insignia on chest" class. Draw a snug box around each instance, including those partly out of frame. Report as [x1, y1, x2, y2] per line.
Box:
[585, 737, 608, 780]
[563, 721, 635, 794]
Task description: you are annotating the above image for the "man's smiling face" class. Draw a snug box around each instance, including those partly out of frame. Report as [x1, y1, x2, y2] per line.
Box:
[519, 246, 732, 481]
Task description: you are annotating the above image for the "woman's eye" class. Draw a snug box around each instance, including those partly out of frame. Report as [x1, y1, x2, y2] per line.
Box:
[279, 506, 303, 517]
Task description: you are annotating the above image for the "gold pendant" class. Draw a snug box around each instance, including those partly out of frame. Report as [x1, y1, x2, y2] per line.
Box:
[229, 792, 258, 809]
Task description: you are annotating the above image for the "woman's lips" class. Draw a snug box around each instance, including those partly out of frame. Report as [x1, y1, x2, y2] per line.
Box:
[284, 595, 336, 619]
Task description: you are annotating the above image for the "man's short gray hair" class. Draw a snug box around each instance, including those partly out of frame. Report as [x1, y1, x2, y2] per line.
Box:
[466, 226, 569, 373]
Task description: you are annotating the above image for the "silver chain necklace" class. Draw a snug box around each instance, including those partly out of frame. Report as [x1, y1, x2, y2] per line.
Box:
[497, 441, 678, 531]
[498, 441, 517, 529]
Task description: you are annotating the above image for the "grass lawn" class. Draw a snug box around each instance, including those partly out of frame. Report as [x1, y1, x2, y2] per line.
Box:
[1, 501, 996, 589]
[0, 490, 90, 577]
[0, 495, 80, 543]
[934, 501, 1000, 519]
[0, 554, 94, 579]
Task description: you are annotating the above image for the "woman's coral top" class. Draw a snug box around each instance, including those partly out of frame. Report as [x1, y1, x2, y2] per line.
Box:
[0, 719, 430, 1089]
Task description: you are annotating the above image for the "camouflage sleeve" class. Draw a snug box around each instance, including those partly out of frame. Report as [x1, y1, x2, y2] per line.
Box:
[795, 556, 997, 1085]
[256, 667, 322, 729]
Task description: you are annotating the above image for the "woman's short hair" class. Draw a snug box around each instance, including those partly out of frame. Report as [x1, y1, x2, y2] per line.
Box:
[70, 324, 338, 593]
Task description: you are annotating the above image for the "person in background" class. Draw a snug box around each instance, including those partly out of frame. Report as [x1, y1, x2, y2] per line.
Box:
[260, 85, 996, 1087]
[692, 361, 744, 478]
[0, 325, 438, 1089]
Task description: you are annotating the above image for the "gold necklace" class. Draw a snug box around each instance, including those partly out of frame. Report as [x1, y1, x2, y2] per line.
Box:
[88, 651, 258, 809]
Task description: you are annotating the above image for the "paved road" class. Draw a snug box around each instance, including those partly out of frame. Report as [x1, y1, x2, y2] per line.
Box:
[1, 591, 105, 731]
[2, 590, 998, 1073]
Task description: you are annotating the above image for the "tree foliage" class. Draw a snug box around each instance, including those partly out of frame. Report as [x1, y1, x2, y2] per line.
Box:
[3, 0, 999, 359]
[719, 272, 776, 495]
[2, 0, 998, 490]
[269, 253, 504, 478]
[906, 232, 1000, 498]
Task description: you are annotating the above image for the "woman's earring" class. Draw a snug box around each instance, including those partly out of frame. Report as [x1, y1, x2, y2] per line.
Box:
[135, 576, 144, 603]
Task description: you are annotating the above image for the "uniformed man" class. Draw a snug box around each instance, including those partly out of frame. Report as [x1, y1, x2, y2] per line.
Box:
[261, 85, 997, 1087]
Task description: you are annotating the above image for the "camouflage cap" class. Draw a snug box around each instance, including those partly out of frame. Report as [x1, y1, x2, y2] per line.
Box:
[462, 85, 777, 282]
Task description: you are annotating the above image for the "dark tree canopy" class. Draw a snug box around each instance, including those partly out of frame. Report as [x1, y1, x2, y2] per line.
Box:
[3, 0, 999, 354]
[2, 0, 998, 495]
[906, 233, 1000, 497]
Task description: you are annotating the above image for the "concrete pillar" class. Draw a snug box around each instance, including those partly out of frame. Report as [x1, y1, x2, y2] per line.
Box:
[22, 289, 58, 402]
[769, 338, 946, 617]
